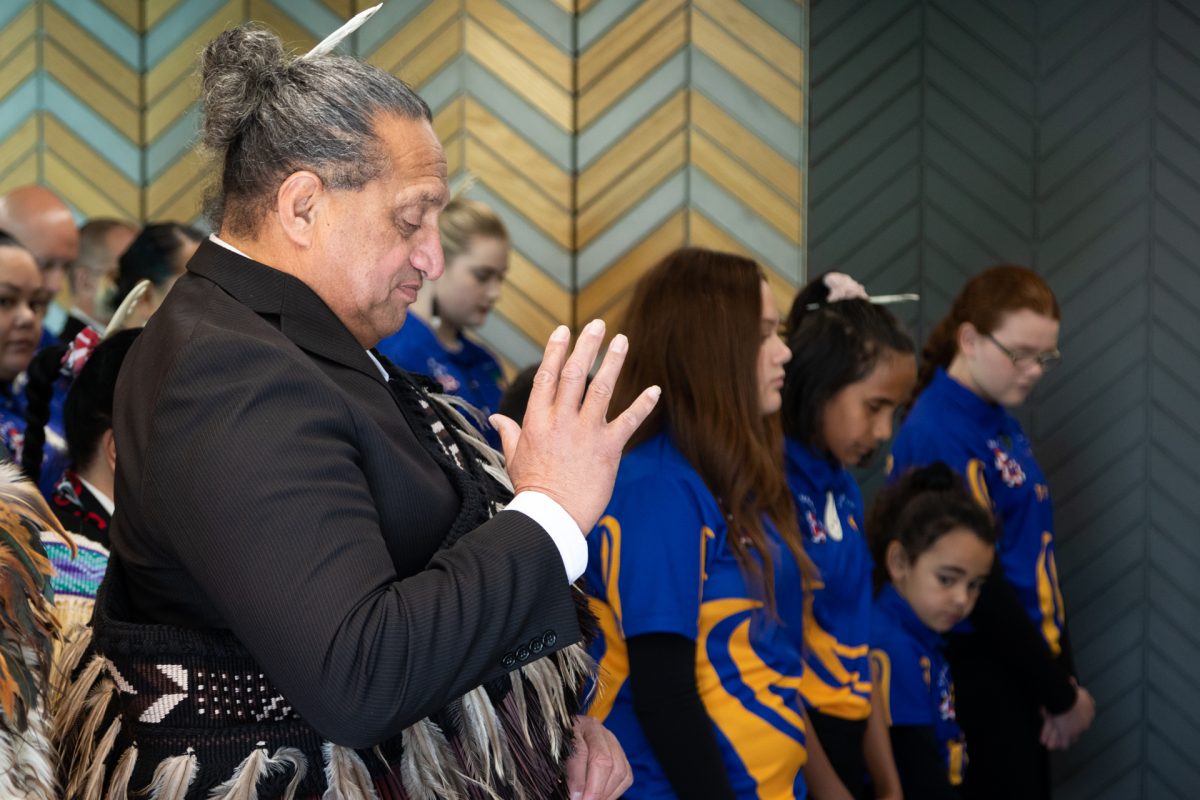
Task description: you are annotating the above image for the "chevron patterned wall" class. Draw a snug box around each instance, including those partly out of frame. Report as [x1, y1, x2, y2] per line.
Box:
[810, 1, 1200, 797]
[0, 0, 806, 371]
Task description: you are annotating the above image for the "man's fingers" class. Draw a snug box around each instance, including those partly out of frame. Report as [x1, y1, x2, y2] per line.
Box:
[580, 333, 626, 420]
[557, 319, 606, 411]
[488, 414, 521, 464]
[565, 731, 588, 799]
[607, 385, 662, 443]
[527, 325, 572, 412]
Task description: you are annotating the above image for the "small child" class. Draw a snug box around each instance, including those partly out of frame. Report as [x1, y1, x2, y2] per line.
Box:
[867, 463, 998, 799]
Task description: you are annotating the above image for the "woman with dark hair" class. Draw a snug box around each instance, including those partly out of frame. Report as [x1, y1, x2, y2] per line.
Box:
[585, 248, 849, 799]
[106, 222, 203, 328]
[780, 273, 914, 798]
[35, 329, 140, 634]
[0, 231, 66, 494]
[891, 265, 1095, 800]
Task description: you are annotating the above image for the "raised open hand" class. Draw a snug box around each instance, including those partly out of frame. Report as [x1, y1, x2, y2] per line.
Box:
[490, 320, 660, 534]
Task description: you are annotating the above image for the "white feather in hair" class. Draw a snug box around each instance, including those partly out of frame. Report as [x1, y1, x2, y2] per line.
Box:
[302, 4, 383, 60]
[102, 279, 152, 338]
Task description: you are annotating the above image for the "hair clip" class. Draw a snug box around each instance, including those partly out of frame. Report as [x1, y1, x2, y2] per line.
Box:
[60, 327, 102, 378]
[302, 3, 383, 60]
[804, 293, 921, 311]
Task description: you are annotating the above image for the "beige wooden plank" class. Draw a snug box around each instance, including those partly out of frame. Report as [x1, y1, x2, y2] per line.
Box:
[433, 98, 463, 146]
[465, 137, 571, 249]
[44, 116, 139, 216]
[465, 98, 571, 209]
[44, 152, 131, 220]
[400, 18, 462, 89]
[691, 129, 801, 244]
[0, 158, 38, 196]
[494, 282, 561, 348]
[691, 91, 802, 205]
[43, 40, 139, 141]
[145, 70, 198, 144]
[367, 1, 457, 73]
[0, 6, 36, 59]
[578, 10, 686, 130]
[465, 20, 571, 130]
[577, 89, 685, 208]
[692, 9, 802, 125]
[506, 249, 571, 322]
[146, 146, 206, 213]
[576, 210, 685, 322]
[694, 0, 802, 83]
[145, 0, 241, 101]
[0, 118, 37, 176]
[577, 130, 685, 249]
[0, 40, 35, 101]
[578, 0, 684, 89]
[689, 210, 796, 305]
[467, 0, 572, 90]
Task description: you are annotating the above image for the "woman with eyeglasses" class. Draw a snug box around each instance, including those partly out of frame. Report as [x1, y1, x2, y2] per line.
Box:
[889, 265, 1094, 800]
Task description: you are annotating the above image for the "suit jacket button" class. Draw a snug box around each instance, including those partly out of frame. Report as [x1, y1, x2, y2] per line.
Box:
[530, 637, 544, 654]
[501, 653, 516, 668]
[516, 646, 531, 662]
[543, 631, 557, 647]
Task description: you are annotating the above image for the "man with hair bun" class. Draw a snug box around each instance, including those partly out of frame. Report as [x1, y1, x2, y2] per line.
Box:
[56, 15, 651, 800]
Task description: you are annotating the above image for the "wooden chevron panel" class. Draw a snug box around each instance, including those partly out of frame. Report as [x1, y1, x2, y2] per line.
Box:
[0, 0, 807, 375]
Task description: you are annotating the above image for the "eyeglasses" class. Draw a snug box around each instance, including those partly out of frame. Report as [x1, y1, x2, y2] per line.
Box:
[985, 333, 1061, 371]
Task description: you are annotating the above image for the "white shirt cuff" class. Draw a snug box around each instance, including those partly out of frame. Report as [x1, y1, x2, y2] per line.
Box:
[506, 491, 587, 583]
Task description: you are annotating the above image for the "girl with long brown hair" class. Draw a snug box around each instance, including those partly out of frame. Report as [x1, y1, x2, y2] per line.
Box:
[890, 265, 1095, 799]
[584, 248, 849, 799]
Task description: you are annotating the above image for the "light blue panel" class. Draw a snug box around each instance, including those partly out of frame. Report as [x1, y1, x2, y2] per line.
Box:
[467, 184, 572, 288]
[0, 78, 37, 141]
[0, 1, 33, 29]
[420, 57, 463, 113]
[578, 0, 644, 50]
[49, 0, 139, 69]
[502, 0, 573, 53]
[357, 0, 433, 57]
[145, 0, 227, 68]
[692, 50, 803, 164]
[44, 79, 140, 182]
[577, 49, 687, 169]
[478, 310, 542, 369]
[690, 168, 802, 283]
[464, 61, 572, 171]
[739, 0, 804, 46]
[146, 105, 201, 181]
[268, 0, 343, 42]
[576, 169, 687, 288]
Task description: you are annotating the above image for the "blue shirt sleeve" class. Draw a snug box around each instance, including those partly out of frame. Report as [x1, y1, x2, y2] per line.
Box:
[871, 637, 935, 727]
[598, 473, 708, 641]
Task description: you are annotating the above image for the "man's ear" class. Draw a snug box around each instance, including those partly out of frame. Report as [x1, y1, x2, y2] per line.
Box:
[276, 171, 324, 248]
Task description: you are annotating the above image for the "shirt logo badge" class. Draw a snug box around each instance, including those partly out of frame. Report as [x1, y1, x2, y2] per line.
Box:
[805, 509, 827, 543]
[989, 439, 1026, 488]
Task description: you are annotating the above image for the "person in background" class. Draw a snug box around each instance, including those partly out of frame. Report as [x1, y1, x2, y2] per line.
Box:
[0, 185, 80, 342]
[376, 197, 509, 448]
[0, 232, 65, 491]
[60, 219, 137, 341]
[866, 463, 998, 799]
[890, 265, 1095, 800]
[585, 247, 851, 799]
[33, 329, 141, 636]
[781, 272, 913, 798]
[105, 222, 203, 329]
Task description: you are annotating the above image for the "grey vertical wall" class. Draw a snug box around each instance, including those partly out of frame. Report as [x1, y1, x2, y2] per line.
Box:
[808, 1, 1200, 797]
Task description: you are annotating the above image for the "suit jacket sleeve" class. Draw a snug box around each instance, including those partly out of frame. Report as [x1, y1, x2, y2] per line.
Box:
[136, 334, 581, 748]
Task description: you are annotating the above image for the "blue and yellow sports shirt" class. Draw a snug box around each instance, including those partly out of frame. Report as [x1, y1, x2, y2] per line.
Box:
[784, 438, 873, 721]
[870, 584, 966, 786]
[890, 368, 1066, 656]
[585, 432, 809, 799]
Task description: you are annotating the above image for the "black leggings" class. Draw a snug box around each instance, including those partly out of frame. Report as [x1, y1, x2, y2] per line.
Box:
[947, 634, 1052, 800]
[807, 709, 869, 799]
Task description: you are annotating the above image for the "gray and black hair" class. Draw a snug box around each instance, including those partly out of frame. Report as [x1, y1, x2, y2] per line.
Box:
[199, 24, 432, 235]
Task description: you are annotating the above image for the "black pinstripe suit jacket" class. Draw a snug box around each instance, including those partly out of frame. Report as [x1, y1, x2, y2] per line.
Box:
[109, 240, 581, 748]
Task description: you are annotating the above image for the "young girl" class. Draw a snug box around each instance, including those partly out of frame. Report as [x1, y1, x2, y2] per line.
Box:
[585, 248, 847, 799]
[890, 265, 1095, 799]
[867, 463, 998, 799]
[781, 274, 914, 798]
[376, 197, 509, 448]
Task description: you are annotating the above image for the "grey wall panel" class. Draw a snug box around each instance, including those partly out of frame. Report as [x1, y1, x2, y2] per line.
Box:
[810, 0, 1200, 795]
